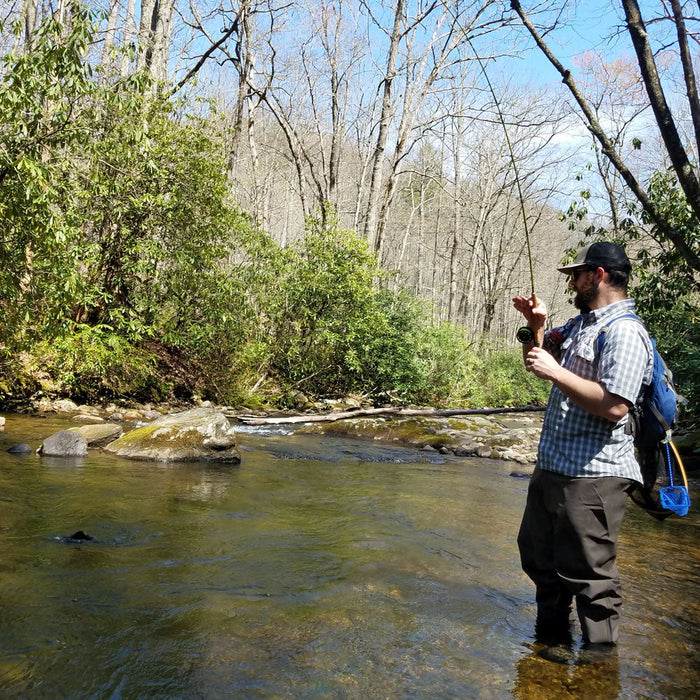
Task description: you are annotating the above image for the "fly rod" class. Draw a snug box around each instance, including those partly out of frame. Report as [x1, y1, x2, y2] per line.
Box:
[453, 14, 543, 344]
[468, 48, 536, 297]
[469, 48, 543, 345]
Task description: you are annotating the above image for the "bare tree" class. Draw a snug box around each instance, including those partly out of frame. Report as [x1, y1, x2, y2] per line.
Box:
[361, 0, 504, 260]
[566, 52, 651, 235]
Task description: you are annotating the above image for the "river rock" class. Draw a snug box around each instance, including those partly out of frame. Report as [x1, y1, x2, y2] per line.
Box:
[77, 405, 102, 416]
[73, 413, 105, 424]
[8, 443, 32, 455]
[69, 423, 123, 447]
[53, 399, 80, 414]
[297, 413, 543, 464]
[105, 407, 241, 463]
[35, 398, 80, 414]
[38, 430, 88, 457]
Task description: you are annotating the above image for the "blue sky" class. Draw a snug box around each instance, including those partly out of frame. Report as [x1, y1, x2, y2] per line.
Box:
[498, 1, 632, 85]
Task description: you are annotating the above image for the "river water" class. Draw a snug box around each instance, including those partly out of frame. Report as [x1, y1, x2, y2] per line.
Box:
[0, 413, 698, 698]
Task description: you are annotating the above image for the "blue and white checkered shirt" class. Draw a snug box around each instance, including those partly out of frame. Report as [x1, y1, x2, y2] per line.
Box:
[537, 299, 654, 482]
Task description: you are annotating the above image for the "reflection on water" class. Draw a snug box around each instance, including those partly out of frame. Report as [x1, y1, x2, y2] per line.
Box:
[0, 413, 698, 698]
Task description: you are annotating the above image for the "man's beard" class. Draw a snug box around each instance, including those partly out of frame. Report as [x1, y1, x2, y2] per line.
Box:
[574, 282, 599, 312]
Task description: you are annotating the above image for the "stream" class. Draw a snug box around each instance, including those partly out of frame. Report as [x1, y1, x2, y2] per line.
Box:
[0, 413, 698, 698]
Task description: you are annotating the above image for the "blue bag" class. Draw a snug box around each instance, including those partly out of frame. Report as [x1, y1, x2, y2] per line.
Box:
[597, 314, 690, 518]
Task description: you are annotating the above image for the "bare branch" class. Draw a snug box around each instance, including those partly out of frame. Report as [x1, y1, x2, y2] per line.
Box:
[510, 0, 700, 272]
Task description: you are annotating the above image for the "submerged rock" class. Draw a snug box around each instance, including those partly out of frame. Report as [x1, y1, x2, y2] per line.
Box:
[8, 443, 32, 455]
[60, 530, 96, 543]
[38, 430, 88, 457]
[105, 407, 241, 463]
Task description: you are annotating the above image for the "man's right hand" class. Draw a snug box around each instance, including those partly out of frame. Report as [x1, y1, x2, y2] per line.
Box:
[513, 294, 547, 348]
[512, 294, 547, 329]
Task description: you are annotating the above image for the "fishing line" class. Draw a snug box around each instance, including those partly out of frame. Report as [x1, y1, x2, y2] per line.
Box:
[444, 2, 538, 300]
[465, 38, 537, 299]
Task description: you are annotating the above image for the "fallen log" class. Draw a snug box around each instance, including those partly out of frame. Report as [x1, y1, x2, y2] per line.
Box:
[231, 404, 545, 426]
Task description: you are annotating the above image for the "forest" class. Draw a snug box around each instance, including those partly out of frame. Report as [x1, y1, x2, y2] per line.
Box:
[1, 0, 699, 415]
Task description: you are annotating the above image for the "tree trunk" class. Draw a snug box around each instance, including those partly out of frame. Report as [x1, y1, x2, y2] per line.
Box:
[622, 0, 700, 224]
[669, 0, 700, 154]
[22, 0, 38, 50]
[151, 0, 176, 84]
[100, 0, 121, 77]
[232, 404, 546, 425]
[449, 131, 462, 323]
[121, 0, 137, 77]
[137, 0, 157, 72]
[363, 0, 404, 251]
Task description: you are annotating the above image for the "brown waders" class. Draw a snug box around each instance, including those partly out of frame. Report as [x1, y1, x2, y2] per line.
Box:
[518, 467, 634, 645]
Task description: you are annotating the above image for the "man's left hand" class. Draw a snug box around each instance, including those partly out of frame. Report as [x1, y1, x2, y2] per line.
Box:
[525, 346, 561, 381]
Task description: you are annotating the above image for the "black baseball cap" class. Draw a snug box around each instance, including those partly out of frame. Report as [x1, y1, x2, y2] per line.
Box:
[557, 242, 632, 274]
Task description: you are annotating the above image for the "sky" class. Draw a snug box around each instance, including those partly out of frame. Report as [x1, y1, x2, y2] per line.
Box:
[478, 1, 673, 219]
[495, 1, 632, 85]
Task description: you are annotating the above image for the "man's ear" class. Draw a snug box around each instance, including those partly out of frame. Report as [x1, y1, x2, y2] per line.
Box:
[593, 266, 606, 283]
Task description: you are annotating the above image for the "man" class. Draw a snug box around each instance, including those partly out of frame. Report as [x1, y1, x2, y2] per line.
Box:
[512, 241, 653, 660]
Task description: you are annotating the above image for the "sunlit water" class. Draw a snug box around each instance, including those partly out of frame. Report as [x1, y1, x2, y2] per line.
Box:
[0, 414, 698, 698]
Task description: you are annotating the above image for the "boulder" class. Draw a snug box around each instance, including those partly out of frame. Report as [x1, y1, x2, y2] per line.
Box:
[36, 398, 79, 414]
[38, 430, 88, 457]
[69, 423, 123, 447]
[104, 407, 240, 463]
[8, 443, 32, 455]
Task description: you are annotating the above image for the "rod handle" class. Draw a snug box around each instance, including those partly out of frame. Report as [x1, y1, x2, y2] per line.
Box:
[531, 293, 545, 347]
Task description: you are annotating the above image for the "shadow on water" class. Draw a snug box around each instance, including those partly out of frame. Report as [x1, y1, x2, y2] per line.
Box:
[0, 413, 698, 698]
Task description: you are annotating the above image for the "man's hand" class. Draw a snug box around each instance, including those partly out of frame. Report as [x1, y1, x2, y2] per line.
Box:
[524, 346, 560, 381]
[512, 294, 547, 329]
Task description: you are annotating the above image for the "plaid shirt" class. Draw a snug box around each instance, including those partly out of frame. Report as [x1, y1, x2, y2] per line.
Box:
[538, 298, 654, 481]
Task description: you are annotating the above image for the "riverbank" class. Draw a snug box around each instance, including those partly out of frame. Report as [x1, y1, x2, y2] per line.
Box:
[8, 395, 698, 471]
[2, 396, 543, 466]
[5, 397, 700, 471]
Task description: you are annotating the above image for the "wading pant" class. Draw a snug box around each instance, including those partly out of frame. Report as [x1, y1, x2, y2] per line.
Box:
[518, 468, 634, 645]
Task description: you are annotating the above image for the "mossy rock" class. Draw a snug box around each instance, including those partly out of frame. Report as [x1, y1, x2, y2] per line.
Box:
[300, 416, 462, 451]
[105, 407, 240, 463]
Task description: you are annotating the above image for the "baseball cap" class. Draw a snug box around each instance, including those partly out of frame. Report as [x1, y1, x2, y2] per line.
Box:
[557, 242, 632, 274]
